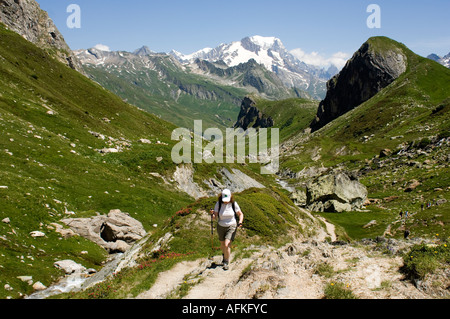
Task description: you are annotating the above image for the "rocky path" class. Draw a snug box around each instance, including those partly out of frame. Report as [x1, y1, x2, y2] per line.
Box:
[134, 205, 440, 300]
[136, 229, 431, 300]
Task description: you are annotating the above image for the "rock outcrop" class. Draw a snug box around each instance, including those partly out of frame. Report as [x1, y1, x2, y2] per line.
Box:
[235, 96, 274, 130]
[311, 37, 408, 131]
[306, 171, 368, 212]
[61, 209, 146, 253]
[173, 164, 265, 199]
[0, 0, 83, 72]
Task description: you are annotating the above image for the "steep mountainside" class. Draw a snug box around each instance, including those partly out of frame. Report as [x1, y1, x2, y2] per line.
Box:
[0, 22, 197, 298]
[76, 48, 244, 129]
[0, 0, 82, 72]
[192, 58, 308, 100]
[235, 96, 318, 142]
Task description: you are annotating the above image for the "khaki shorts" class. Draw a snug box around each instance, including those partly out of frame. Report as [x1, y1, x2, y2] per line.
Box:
[217, 224, 237, 242]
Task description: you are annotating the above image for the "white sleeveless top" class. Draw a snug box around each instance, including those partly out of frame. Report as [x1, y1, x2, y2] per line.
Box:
[214, 201, 241, 227]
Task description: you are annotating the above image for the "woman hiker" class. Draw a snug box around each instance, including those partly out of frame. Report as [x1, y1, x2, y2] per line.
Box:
[210, 189, 244, 270]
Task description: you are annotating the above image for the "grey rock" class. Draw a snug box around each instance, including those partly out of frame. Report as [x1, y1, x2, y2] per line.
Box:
[54, 260, 86, 275]
[306, 171, 368, 212]
[61, 209, 146, 253]
[30, 231, 45, 238]
[32, 282, 47, 291]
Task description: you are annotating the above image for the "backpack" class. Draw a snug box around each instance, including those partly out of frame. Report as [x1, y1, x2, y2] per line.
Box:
[218, 200, 238, 224]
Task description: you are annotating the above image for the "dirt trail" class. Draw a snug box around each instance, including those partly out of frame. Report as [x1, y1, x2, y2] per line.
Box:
[134, 206, 440, 299]
[136, 260, 204, 299]
[136, 225, 431, 299]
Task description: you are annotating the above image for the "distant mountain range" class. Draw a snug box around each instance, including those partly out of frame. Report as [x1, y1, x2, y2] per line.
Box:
[427, 52, 450, 68]
[170, 35, 339, 97]
[73, 35, 341, 129]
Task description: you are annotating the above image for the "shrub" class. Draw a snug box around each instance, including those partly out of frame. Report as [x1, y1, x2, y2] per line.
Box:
[401, 242, 449, 281]
[417, 138, 432, 149]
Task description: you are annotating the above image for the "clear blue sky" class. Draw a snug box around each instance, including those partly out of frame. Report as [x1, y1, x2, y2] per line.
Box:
[37, 0, 450, 59]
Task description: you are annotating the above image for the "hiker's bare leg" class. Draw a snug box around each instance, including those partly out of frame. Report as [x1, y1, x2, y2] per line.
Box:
[224, 239, 231, 262]
[220, 241, 226, 259]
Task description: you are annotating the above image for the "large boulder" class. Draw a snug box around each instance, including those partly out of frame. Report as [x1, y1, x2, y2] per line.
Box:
[61, 209, 146, 253]
[306, 172, 368, 212]
[54, 260, 86, 275]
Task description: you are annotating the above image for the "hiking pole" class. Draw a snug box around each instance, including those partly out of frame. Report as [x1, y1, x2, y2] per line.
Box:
[210, 208, 214, 250]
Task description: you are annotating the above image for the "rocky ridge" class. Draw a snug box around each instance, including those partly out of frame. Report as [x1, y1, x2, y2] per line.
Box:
[0, 0, 83, 72]
[193, 58, 306, 100]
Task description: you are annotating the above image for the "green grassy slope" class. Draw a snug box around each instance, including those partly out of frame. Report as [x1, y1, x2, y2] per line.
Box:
[249, 97, 319, 142]
[0, 24, 195, 298]
[280, 37, 450, 241]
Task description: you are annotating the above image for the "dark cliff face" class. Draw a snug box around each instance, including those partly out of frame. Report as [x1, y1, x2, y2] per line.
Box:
[235, 96, 274, 130]
[310, 37, 408, 132]
[0, 0, 83, 72]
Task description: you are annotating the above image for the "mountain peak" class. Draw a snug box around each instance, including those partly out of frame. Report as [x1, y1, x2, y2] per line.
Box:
[133, 45, 154, 56]
[246, 35, 284, 50]
[311, 36, 409, 131]
[427, 52, 450, 69]
[169, 35, 329, 100]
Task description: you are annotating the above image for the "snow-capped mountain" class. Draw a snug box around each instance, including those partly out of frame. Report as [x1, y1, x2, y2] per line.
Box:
[170, 36, 334, 98]
[174, 36, 287, 70]
[427, 52, 450, 68]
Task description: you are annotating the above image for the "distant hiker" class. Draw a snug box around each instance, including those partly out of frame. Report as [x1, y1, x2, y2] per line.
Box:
[405, 211, 409, 219]
[210, 189, 244, 271]
[421, 203, 424, 211]
[399, 211, 403, 218]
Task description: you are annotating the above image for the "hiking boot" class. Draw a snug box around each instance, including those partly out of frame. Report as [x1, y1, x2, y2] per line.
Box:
[223, 261, 229, 271]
